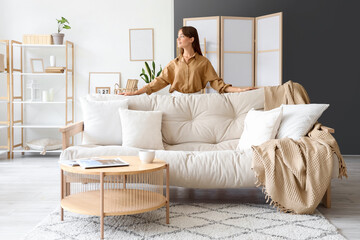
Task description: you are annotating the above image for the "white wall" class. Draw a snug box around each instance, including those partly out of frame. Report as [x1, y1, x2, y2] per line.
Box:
[0, 0, 174, 145]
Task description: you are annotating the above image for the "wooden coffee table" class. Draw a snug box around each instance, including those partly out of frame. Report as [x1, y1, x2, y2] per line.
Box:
[59, 156, 169, 239]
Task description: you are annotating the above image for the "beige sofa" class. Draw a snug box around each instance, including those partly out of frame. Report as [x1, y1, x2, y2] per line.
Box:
[60, 88, 338, 203]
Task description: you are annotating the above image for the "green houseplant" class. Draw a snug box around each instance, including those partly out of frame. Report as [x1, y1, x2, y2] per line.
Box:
[52, 17, 71, 45]
[140, 61, 162, 83]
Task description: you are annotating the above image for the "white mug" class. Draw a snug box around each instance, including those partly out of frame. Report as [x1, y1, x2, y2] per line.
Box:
[50, 56, 56, 67]
[139, 149, 155, 163]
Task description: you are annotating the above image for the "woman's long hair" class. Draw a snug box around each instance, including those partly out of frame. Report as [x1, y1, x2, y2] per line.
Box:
[178, 26, 203, 56]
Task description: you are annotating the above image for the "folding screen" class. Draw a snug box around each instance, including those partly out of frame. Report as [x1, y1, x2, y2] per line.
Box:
[255, 12, 282, 87]
[221, 17, 254, 87]
[183, 16, 220, 93]
[183, 12, 282, 90]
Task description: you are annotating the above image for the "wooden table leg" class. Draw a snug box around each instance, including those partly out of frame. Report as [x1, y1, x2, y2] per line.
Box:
[123, 175, 126, 189]
[60, 169, 64, 221]
[100, 172, 104, 239]
[66, 182, 70, 196]
[166, 164, 170, 224]
[322, 183, 331, 208]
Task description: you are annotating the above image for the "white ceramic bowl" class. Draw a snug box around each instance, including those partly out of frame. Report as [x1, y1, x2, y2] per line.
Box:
[138, 149, 155, 163]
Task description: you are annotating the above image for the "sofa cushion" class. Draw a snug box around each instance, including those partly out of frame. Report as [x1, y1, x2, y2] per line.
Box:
[87, 88, 264, 146]
[119, 109, 164, 150]
[80, 97, 128, 145]
[163, 139, 238, 151]
[276, 104, 329, 140]
[60, 145, 340, 188]
[237, 107, 283, 152]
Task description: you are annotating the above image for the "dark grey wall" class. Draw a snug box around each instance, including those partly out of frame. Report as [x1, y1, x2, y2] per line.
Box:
[174, 0, 360, 155]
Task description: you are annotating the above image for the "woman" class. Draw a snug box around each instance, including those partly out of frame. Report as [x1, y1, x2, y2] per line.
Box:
[119, 26, 256, 96]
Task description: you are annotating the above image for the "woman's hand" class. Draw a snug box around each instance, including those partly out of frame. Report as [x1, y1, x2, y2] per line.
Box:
[117, 87, 147, 96]
[224, 86, 258, 93]
[238, 87, 258, 92]
[118, 91, 138, 96]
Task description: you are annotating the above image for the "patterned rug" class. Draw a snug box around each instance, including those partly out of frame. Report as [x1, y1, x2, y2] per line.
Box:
[24, 203, 345, 240]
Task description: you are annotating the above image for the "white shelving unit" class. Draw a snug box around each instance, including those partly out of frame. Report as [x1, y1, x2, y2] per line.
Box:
[10, 41, 75, 157]
[12, 43, 67, 48]
[0, 40, 11, 159]
[13, 101, 66, 104]
[12, 124, 65, 128]
[15, 73, 66, 76]
[12, 148, 62, 153]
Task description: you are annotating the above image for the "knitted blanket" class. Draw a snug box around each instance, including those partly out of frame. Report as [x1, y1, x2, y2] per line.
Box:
[252, 80, 347, 214]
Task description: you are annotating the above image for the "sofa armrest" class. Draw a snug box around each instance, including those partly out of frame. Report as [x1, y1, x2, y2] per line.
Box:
[59, 121, 84, 150]
[321, 126, 335, 134]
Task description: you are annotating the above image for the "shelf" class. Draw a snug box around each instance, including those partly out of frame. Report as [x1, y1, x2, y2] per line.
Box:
[13, 124, 64, 129]
[12, 44, 67, 48]
[61, 189, 166, 216]
[13, 73, 66, 76]
[12, 148, 62, 153]
[9, 40, 74, 158]
[1, 41, 10, 158]
[13, 101, 66, 104]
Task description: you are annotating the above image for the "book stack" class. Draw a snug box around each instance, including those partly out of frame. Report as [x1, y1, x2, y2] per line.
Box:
[45, 67, 66, 73]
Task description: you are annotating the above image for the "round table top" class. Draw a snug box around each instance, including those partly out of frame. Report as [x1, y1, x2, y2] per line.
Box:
[60, 156, 167, 175]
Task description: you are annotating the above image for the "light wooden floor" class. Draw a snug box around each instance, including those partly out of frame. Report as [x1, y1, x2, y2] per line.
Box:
[0, 154, 359, 239]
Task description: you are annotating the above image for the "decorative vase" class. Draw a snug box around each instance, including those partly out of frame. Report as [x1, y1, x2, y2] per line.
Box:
[50, 56, 56, 67]
[51, 33, 65, 45]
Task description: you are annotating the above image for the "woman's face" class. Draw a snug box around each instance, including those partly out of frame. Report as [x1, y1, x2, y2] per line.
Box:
[177, 29, 194, 49]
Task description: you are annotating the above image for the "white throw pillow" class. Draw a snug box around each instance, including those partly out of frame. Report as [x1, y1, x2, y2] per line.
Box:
[119, 109, 164, 150]
[237, 107, 283, 152]
[276, 104, 329, 140]
[80, 97, 128, 145]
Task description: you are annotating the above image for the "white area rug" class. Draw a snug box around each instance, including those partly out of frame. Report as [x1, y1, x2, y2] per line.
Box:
[24, 203, 345, 240]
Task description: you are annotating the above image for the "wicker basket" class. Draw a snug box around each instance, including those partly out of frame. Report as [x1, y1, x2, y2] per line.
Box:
[114, 79, 138, 94]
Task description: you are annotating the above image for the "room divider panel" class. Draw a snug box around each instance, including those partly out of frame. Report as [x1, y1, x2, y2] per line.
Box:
[221, 17, 254, 88]
[255, 13, 283, 87]
[182, 16, 220, 93]
[183, 12, 282, 90]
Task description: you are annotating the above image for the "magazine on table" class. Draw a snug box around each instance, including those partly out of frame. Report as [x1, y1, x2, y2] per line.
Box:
[60, 157, 129, 169]
[77, 157, 129, 169]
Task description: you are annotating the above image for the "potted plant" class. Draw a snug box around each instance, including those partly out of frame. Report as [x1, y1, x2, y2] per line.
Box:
[140, 61, 162, 83]
[52, 17, 71, 45]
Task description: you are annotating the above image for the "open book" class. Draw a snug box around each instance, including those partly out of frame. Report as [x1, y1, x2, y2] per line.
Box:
[60, 157, 129, 169]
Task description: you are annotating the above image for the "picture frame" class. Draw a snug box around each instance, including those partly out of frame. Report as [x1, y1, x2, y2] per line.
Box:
[129, 28, 154, 61]
[30, 58, 44, 73]
[96, 87, 111, 94]
[89, 72, 121, 94]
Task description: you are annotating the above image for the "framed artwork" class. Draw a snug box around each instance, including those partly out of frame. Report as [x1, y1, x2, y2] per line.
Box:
[129, 28, 154, 61]
[30, 58, 44, 73]
[89, 72, 121, 94]
[96, 87, 111, 94]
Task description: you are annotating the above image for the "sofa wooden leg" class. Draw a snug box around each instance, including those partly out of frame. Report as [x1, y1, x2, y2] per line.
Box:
[322, 184, 331, 208]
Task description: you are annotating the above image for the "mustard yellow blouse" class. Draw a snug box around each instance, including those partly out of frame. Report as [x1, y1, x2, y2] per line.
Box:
[144, 52, 232, 95]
